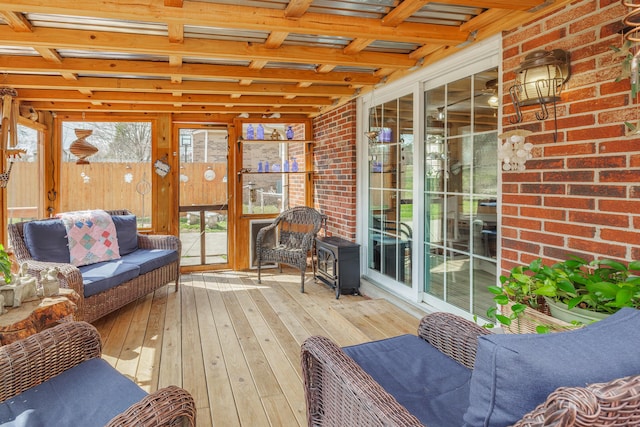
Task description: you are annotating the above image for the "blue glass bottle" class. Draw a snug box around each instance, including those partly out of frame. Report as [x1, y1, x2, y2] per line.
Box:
[291, 157, 298, 172]
[264, 161, 270, 172]
[246, 124, 254, 140]
[257, 160, 263, 172]
[286, 126, 294, 140]
[283, 159, 289, 172]
[257, 124, 265, 140]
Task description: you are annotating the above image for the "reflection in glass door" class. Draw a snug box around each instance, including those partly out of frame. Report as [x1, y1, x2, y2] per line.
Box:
[178, 126, 230, 268]
[367, 94, 414, 287]
[424, 68, 499, 318]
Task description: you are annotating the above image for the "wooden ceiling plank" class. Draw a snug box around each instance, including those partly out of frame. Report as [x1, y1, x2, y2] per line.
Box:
[0, 26, 416, 69]
[168, 23, 184, 43]
[164, 0, 183, 7]
[0, 74, 356, 97]
[265, 31, 288, 49]
[382, 1, 429, 27]
[316, 64, 335, 73]
[0, 1, 469, 44]
[344, 38, 375, 55]
[0, 55, 382, 85]
[0, 11, 32, 32]
[284, 0, 314, 18]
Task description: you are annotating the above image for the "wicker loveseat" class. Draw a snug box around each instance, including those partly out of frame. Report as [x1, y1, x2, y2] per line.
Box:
[8, 209, 180, 323]
[301, 310, 640, 426]
[0, 321, 195, 426]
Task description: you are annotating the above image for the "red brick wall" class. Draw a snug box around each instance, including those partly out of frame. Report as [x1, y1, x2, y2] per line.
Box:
[312, 101, 358, 239]
[501, 0, 640, 271]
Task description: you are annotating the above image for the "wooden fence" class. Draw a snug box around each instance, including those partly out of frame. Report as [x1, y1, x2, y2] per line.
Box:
[6, 161, 228, 220]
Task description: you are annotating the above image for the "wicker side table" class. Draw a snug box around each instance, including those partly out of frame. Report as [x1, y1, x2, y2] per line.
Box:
[0, 288, 79, 345]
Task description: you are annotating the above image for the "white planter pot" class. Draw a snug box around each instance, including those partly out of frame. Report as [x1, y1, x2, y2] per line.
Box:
[544, 297, 610, 325]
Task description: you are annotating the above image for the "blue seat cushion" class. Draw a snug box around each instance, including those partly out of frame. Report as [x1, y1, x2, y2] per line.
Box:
[120, 249, 178, 275]
[0, 358, 147, 427]
[343, 334, 472, 427]
[111, 214, 138, 255]
[79, 261, 140, 298]
[463, 308, 640, 427]
[22, 219, 70, 263]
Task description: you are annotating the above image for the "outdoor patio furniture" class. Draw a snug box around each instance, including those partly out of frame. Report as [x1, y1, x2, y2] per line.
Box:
[8, 209, 181, 323]
[0, 321, 196, 426]
[301, 309, 640, 426]
[256, 206, 324, 292]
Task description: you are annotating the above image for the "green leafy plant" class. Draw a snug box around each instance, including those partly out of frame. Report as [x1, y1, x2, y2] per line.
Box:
[486, 256, 640, 332]
[0, 244, 12, 284]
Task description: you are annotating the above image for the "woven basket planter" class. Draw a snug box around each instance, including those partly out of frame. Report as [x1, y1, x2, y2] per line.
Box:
[501, 302, 576, 334]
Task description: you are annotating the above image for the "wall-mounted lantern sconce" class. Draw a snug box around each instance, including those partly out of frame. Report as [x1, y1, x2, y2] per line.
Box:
[509, 49, 570, 142]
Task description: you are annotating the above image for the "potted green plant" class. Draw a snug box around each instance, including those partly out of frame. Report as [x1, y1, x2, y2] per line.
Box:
[486, 258, 572, 333]
[487, 256, 640, 331]
[543, 257, 640, 323]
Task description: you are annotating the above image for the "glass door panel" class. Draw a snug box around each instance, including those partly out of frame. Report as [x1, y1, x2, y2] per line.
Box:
[178, 127, 230, 268]
[368, 94, 414, 287]
[423, 67, 499, 318]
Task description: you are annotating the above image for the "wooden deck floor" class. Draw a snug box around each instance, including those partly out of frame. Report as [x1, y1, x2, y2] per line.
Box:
[92, 269, 422, 427]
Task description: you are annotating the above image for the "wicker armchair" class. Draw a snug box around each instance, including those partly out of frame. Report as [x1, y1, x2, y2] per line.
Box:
[256, 206, 324, 292]
[0, 321, 195, 426]
[301, 311, 640, 427]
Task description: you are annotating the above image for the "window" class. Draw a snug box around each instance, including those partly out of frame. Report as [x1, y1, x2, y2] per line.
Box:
[60, 121, 153, 227]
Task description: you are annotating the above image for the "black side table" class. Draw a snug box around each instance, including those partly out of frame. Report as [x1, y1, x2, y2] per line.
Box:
[315, 236, 360, 299]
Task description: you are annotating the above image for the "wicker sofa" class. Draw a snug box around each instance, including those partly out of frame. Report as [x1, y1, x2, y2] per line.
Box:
[8, 209, 180, 323]
[0, 321, 195, 426]
[301, 310, 640, 427]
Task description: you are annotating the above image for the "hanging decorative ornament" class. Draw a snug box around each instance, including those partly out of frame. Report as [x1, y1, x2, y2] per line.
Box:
[69, 129, 98, 165]
[498, 129, 534, 171]
[124, 164, 133, 183]
[204, 167, 216, 181]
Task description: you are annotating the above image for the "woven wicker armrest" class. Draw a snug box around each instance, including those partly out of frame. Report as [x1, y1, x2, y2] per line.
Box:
[301, 335, 424, 427]
[513, 374, 640, 426]
[137, 234, 181, 251]
[256, 223, 278, 249]
[417, 312, 491, 369]
[105, 385, 196, 427]
[0, 321, 101, 402]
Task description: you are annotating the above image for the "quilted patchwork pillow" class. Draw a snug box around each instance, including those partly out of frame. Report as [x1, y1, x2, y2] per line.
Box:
[57, 210, 121, 267]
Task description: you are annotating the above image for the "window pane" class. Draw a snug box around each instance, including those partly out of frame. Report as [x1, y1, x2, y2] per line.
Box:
[60, 121, 152, 227]
[7, 125, 40, 225]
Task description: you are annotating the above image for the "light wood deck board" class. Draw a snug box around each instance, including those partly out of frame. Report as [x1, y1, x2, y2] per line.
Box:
[94, 269, 421, 426]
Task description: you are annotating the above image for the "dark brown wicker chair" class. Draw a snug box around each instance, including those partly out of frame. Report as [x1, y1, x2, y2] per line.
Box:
[0, 321, 196, 427]
[301, 312, 640, 427]
[256, 206, 324, 292]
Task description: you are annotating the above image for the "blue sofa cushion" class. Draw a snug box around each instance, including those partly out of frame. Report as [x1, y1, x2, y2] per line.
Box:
[0, 358, 147, 427]
[463, 308, 640, 427]
[111, 214, 139, 255]
[79, 261, 140, 298]
[121, 249, 178, 275]
[22, 219, 70, 263]
[343, 334, 472, 427]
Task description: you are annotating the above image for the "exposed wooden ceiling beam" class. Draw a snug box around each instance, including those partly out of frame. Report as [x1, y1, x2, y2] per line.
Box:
[0, 55, 381, 86]
[0, 74, 356, 97]
[16, 89, 335, 106]
[423, 0, 547, 10]
[0, 1, 469, 44]
[26, 101, 320, 114]
[0, 26, 416, 69]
